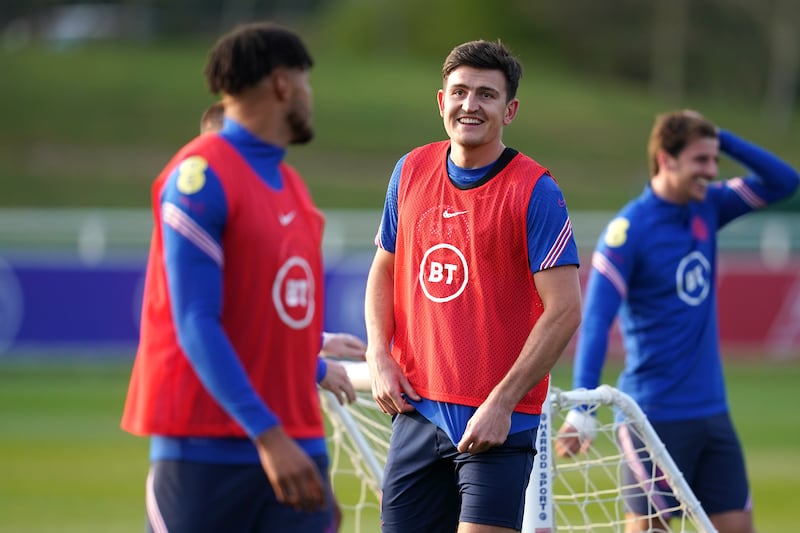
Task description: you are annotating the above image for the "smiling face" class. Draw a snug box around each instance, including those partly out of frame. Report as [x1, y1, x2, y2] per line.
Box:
[656, 135, 720, 204]
[437, 66, 518, 167]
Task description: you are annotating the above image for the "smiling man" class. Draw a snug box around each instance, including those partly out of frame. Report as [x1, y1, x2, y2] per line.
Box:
[557, 109, 799, 533]
[364, 39, 582, 533]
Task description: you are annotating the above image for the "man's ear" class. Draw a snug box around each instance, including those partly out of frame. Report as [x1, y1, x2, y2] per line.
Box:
[657, 149, 675, 171]
[503, 99, 519, 125]
[271, 69, 291, 102]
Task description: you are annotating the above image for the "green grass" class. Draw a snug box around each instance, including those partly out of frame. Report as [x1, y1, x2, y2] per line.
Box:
[0, 357, 797, 532]
[2, 43, 799, 211]
[550, 358, 800, 533]
[0, 361, 148, 532]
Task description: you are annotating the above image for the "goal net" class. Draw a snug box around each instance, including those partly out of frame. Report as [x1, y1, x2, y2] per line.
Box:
[320, 362, 716, 533]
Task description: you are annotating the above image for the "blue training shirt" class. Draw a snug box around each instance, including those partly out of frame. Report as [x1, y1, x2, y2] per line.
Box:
[151, 118, 327, 463]
[376, 150, 581, 445]
[573, 130, 799, 422]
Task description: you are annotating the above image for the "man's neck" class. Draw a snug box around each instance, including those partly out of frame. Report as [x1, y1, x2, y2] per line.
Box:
[448, 142, 505, 169]
[650, 175, 689, 205]
[222, 93, 288, 148]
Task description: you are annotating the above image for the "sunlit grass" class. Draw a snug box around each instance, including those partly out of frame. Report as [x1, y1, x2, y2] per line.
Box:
[0, 358, 796, 532]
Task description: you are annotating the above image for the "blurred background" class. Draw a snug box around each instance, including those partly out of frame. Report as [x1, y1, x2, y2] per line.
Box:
[1, 0, 798, 358]
[0, 1, 798, 531]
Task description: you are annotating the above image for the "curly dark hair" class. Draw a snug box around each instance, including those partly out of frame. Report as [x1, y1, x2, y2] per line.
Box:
[204, 22, 313, 96]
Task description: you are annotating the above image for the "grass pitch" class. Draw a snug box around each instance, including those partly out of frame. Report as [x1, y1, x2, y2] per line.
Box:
[0, 356, 797, 532]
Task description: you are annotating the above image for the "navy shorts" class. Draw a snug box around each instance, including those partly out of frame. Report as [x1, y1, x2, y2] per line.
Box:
[381, 410, 536, 532]
[619, 412, 751, 518]
[146, 455, 335, 533]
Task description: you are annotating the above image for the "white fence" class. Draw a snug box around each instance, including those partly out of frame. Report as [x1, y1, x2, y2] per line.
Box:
[0, 208, 797, 259]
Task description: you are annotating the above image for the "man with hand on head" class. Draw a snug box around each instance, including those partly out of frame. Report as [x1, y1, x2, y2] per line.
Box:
[557, 109, 799, 533]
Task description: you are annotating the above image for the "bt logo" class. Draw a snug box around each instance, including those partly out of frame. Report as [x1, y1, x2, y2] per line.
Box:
[272, 256, 315, 329]
[419, 243, 468, 303]
[676, 251, 710, 306]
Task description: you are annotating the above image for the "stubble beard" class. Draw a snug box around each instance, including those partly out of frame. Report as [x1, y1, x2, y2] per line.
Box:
[288, 108, 314, 145]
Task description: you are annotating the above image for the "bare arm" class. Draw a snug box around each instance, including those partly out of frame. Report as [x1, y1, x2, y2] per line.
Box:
[458, 265, 582, 454]
[254, 426, 325, 511]
[320, 331, 367, 359]
[364, 248, 420, 414]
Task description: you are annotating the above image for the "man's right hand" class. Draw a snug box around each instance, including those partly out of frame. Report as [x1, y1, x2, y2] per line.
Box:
[366, 347, 420, 415]
[254, 425, 325, 512]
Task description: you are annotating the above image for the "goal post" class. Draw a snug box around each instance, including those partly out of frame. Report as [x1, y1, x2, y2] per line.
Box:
[320, 362, 716, 533]
[319, 362, 388, 533]
[527, 384, 716, 532]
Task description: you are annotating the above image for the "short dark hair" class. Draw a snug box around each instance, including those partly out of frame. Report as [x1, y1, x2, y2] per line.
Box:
[442, 39, 522, 101]
[204, 22, 313, 96]
[647, 110, 718, 175]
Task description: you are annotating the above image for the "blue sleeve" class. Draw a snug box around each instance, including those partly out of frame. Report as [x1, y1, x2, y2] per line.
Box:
[526, 174, 580, 273]
[716, 130, 800, 227]
[161, 159, 279, 439]
[572, 216, 633, 390]
[316, 357, 327, 383]
[572, 265, 622, 390]
[375, 154, 407, 253]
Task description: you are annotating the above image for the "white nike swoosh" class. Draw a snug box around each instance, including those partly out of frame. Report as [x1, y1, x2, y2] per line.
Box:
[279, 211, 297, 226]
[442, 210, 469, 218]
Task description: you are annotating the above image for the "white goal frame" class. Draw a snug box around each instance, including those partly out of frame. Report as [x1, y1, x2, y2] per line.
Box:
[320, 362, 717, 533]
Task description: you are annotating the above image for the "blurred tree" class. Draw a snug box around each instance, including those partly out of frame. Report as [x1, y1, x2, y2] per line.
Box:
[216, 0, 327, 33]
[761, 0, 800, 133]
[3, 0, 797, 132]
[650, 0, 687, 103]
[314, 0, 531, 60]
[505, 0, 799, 131]
[220, 0, 258, 31]
[719, 0, 800, 133]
